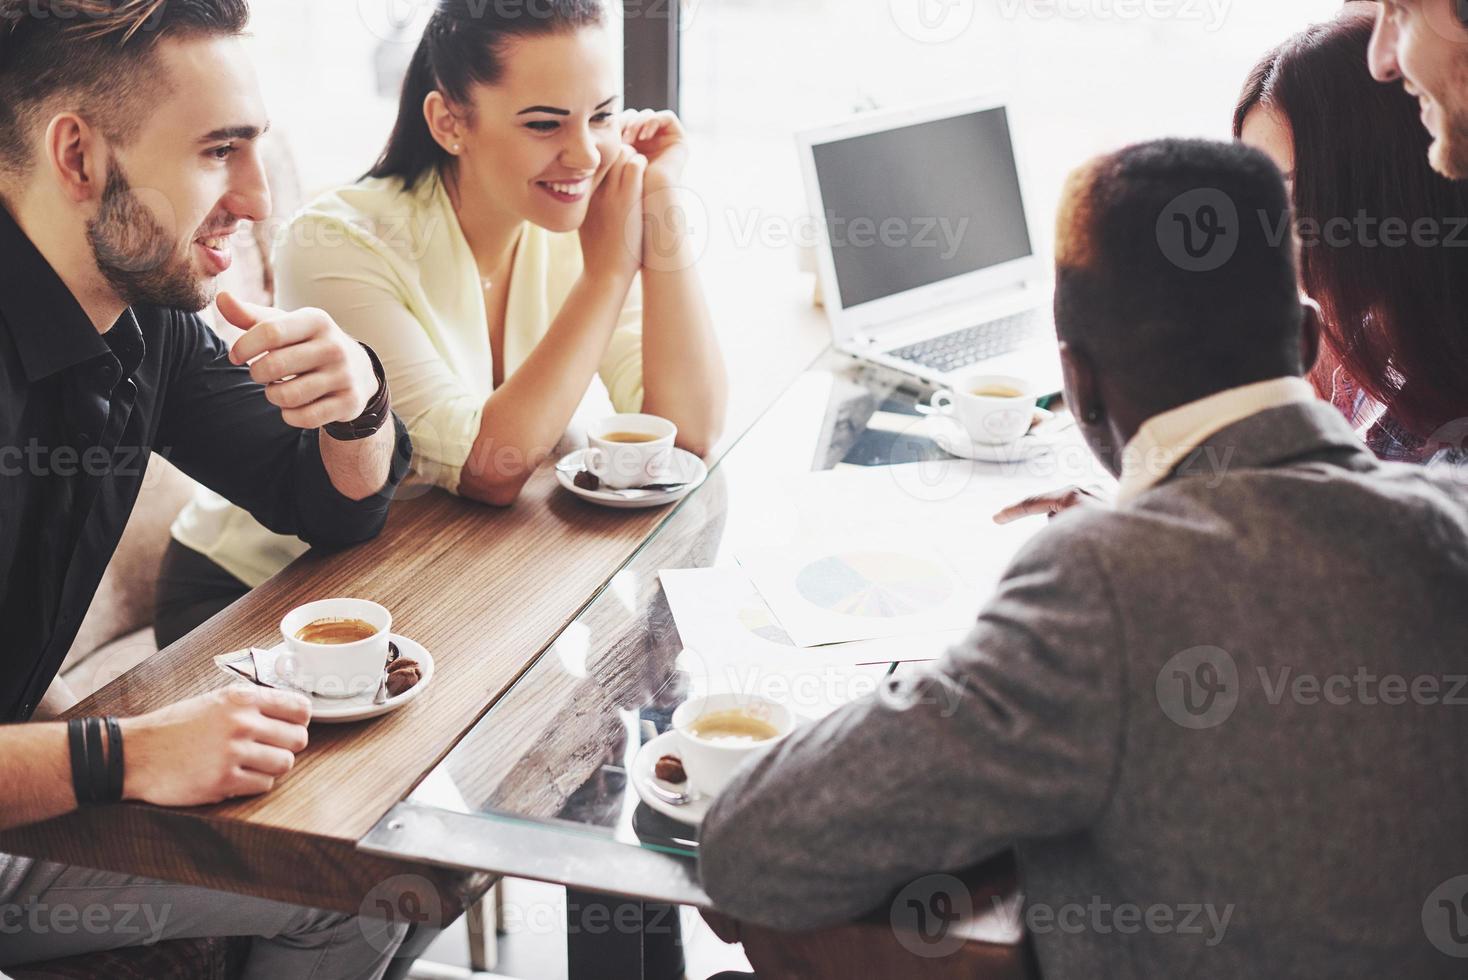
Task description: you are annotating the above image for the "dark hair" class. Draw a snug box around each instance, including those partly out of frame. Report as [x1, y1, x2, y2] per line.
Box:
[1234, 2, 1468, 440]
[0, 0, 249, 180]
[1054, 138, 1303, 409]
[369, 0, 605, 190]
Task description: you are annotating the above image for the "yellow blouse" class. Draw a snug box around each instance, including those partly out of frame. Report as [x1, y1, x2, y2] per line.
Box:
[171, 171, 645, 588]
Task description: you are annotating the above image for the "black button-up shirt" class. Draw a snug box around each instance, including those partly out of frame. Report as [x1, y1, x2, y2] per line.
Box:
[0, 205, 412, 722]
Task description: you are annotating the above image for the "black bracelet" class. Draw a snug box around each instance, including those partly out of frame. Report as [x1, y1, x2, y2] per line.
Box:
[84, 717, 107, 808]
[67, 717, 92, 807]
[103, 716, 124, 804]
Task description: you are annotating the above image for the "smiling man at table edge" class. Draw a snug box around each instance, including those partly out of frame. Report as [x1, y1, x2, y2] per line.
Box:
[1367, 0, 1468, 181]
[699, 139, 1468, 977]
[0, 1, 413, 976]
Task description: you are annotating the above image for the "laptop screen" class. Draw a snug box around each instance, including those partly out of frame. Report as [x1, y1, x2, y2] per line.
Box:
[811, 106, 1033, 310]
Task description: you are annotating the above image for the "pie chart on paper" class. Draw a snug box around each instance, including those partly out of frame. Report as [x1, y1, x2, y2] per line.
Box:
[794, 552, 955, 619]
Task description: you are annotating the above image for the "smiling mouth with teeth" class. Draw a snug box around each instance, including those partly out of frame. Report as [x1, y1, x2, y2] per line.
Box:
[539, 179, 591, 197]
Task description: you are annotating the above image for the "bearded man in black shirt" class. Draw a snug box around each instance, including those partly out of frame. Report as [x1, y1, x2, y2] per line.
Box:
[0, 2, 413, 975]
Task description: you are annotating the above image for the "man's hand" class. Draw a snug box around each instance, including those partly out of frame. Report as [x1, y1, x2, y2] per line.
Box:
[993, 484, 1107, 524]
[120, 686, 311, 807]
[219, 291, 378, 430]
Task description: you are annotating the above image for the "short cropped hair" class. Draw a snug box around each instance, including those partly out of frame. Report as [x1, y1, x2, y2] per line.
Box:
[0, 0, 250, 181]
[1055, 138, 1304, 403]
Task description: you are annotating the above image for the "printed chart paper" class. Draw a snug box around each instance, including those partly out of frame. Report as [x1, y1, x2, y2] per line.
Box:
[737, 527, 985, 648]
[729, 463, 1059, 647]
[659, 566, 959, 666]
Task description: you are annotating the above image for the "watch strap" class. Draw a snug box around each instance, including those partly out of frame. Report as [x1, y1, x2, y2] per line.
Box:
[323, 343, 391, 442]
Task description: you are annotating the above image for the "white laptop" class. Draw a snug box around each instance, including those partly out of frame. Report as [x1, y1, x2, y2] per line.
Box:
[797, 96, 1063, 395]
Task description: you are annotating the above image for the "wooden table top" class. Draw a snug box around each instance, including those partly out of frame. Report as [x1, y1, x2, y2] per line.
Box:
[1, 466, 698, 913]
[0, 261, 834, 917]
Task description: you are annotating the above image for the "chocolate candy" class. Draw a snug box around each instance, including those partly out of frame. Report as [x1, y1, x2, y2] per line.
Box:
[654, 754, 686, 784]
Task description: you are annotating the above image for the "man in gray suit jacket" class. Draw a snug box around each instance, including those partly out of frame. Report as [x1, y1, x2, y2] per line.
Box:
[698, 139, 1468, 978]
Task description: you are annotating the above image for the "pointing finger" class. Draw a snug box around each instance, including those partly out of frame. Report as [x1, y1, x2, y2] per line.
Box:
[993, 493, 1068, 525]
[216, 291, 280, 335]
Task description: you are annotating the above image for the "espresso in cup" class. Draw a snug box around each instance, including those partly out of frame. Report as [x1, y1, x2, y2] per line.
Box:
[932, 373, 1037, 447]
[601, 431, 662, 444]
[971, 383, 1024, 399]
[295, 617, 377, 645]
[685, 709, 782, 745]
[671, 693, 794, 798]
[279, 598, 392, 699]
[586, 414, 678, 490]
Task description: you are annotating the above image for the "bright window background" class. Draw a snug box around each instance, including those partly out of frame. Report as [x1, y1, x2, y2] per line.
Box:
[235, 0, 1349, 318]
[678, 0, 1346, 259]
[243, 1, 1345, 235]
[240, 1, 624, 195]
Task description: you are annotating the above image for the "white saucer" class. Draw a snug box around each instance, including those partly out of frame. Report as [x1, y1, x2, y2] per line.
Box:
[556, 448, 708, 509]
[213, 634, 434, 724]
[631, 729, 710, 826]
[923, 416, 1062, 463]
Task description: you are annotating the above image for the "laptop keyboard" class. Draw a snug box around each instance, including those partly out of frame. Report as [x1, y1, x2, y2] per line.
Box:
[888, 309, 1046, 374]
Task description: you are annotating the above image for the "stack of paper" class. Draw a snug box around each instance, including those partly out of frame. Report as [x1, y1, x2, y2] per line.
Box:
[660, 462, 1063, 666]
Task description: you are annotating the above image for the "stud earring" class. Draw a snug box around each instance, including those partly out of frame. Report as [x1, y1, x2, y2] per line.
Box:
[452, 143, 461, 153]
[1084, 409, 1102, 424]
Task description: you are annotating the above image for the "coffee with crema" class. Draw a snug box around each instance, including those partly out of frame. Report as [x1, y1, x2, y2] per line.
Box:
[601, 431, 661, 444]
[295, 617, 378, 645]
[687, 709, 781, 745]
[971, 384, 1024, 398]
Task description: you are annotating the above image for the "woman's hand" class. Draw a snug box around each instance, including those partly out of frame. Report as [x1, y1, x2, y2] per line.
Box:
[580, 143, 647, 286]
[621, 108, 690, 191]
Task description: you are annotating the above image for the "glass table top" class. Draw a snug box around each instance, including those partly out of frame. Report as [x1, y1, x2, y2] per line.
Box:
[380, 350, 1107, 885]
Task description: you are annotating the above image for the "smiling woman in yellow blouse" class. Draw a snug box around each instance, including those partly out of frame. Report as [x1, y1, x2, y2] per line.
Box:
[157, 0, 727, 645]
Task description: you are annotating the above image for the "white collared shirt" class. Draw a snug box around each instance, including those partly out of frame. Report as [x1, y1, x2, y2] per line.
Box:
[1115, 377, 1319, 505]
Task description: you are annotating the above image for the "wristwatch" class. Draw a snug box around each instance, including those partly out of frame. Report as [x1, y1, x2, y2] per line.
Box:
[323, 343, 392, 442]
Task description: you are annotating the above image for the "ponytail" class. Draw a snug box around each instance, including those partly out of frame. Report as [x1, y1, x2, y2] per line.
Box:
[366, 31, 442, 190]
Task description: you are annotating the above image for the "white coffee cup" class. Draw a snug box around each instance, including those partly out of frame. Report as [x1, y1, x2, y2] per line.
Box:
[278, 598, 392, 699]
[930, 374, 1039, 446]
[586, 414, 677, 490]
[671, 693, 794, 798]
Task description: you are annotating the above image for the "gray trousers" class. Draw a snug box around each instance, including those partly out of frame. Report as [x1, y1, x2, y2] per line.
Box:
[0, 860, 406, 980]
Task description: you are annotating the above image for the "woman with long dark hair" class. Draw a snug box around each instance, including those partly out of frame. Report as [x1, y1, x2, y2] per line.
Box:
[159, 0, 727, 642]
[1235, 1, 1468, 463]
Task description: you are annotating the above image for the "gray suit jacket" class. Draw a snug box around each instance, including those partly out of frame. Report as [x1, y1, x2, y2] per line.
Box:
[699, 401, 1468, 978]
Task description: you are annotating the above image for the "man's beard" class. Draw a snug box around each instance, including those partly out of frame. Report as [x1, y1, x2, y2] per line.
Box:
[86, 162, 213, 313]
[1431, 107, 1468, 180]
[1429, 50, 1468, 180]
